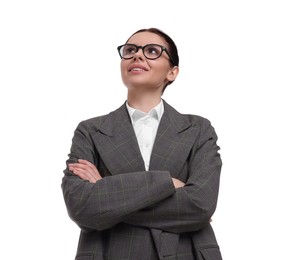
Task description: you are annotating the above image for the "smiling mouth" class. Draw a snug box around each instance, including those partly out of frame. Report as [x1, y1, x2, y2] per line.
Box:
[130, 68, 146, 72]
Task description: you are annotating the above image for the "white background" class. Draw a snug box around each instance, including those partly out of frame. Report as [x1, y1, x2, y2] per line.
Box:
[1, 1, 303, 259]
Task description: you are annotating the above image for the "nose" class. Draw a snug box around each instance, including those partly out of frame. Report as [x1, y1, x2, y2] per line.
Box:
[133, 47, 144, 61]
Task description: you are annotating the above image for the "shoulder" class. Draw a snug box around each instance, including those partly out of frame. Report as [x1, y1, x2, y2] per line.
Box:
[183, 114, 217, 140]
[164, 100, 213, 131]
[75, 103, 128, 133]
[186, 114, 211, 128]
[80, 114, 108, 128]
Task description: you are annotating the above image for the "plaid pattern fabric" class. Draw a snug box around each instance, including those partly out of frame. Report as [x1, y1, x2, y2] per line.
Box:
[62, 100, 222, 260]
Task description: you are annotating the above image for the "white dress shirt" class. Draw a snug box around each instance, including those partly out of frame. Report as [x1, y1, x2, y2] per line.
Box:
[126, 100, 164, 171]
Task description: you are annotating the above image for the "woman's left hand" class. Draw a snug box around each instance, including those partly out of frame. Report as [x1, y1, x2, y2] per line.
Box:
[68, 159, 102, 183]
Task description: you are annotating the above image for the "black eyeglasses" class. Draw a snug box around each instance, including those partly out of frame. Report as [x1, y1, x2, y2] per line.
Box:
[117, 44, 176, 65]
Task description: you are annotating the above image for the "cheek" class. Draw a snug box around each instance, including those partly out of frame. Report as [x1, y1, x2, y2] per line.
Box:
[120, 62, 131, 86]
[120, 62, 127, 77]
[154, 64, 171, 78]
[120, 61, 126, 72]
[149, 58, 170, 71]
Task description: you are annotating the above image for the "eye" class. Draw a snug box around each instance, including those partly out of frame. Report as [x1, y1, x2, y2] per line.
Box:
[123, 45, 137, 55]
[145, 45, 162, 57]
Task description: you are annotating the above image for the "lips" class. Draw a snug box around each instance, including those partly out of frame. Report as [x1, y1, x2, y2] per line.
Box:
[128, 64, 148, 72]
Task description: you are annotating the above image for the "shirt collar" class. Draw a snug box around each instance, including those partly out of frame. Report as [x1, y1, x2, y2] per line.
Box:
[126, 99, 164, 125]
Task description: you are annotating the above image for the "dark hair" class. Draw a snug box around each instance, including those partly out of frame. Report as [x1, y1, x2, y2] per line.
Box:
[126, 28, 179, 92]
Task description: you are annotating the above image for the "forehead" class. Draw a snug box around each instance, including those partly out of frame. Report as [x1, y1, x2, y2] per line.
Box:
[127, 32, 167, 47]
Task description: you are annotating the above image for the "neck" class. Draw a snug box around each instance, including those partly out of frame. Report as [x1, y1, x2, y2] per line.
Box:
[127, 90, 162, 113]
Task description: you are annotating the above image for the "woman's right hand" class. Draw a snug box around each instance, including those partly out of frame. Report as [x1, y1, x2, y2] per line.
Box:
[171, 177, 185, 188]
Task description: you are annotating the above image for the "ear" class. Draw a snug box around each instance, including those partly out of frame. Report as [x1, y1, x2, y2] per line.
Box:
[166, 66, 179, 82]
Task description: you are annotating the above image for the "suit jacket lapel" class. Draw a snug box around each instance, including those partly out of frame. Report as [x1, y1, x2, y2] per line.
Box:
[149, 101, 200, 178]
[92, 103, 145, 175]
[92, 100, 200, 178]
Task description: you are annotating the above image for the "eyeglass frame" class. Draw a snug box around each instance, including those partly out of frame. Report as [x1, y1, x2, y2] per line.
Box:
[117, 43, 176, 66]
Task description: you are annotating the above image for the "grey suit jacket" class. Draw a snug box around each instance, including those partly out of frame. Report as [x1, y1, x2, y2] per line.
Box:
[62, 100, 223, 260]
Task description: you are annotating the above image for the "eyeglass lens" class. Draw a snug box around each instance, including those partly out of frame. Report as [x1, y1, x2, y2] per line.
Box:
[121, 44, 163, 60]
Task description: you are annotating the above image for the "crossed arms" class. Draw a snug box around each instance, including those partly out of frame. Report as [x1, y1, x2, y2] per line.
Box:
[68, 159, 185, 188]
[62, 119, 221, 234]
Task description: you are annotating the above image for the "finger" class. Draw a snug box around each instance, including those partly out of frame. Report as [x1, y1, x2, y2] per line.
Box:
[76, 167, 97, 182]
[78, 159, 92, 163]
[172, 178, 185, 188]
[69, 163, 95, 181]
[69, 162, 91, 170]
[78, 160, 101, 178]
[78, 159, 94, 167]
[70, 165, 100, 183]
[69, 161, 102, 182]
[69, 163, 95, 177]
[77, 160, 102, 180]
[72, 169, 93, 182]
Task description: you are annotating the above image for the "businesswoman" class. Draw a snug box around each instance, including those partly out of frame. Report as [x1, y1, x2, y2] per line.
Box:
[62, 27, 223, 260]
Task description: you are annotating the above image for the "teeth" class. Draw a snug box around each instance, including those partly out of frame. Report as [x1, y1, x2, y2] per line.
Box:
[131, 68, 144, 71]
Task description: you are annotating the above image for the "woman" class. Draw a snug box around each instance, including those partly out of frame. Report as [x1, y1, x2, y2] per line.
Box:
[62, 28, 223, 260]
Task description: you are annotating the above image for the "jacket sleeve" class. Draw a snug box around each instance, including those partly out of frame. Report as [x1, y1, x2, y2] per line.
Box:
[61, 121, 176, 232]
[124, 120, 222, 234]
